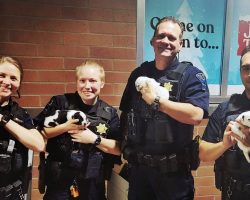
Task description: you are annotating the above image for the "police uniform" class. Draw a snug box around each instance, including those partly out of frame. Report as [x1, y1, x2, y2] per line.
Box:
[120, 58, 209, 200]
[34, 92, 122, 200]
[0, 98, 35, 200]
[202, 92, 250, 200]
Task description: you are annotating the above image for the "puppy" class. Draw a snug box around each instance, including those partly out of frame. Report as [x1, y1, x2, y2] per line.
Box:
[135, 76, 169, 99]
[231, 111, 250, 163]
[44, 110, 89, 128]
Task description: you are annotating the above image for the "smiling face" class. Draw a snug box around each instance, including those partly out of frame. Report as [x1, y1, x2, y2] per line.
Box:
[0, 61, 21, 103]
[151, 21, 183, 63]
[76, 61, 105, 105]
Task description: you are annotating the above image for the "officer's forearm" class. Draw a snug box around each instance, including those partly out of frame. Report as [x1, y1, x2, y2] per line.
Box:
[199, 140, 229, 162]
[4, 120, 45, 152]
[96, 138, 121, 156]
[159, 99, 203, 125]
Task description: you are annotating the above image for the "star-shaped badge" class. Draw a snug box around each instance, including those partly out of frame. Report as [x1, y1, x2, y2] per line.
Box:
[163, 82, 173, 91]
[96, 123, 108, 135]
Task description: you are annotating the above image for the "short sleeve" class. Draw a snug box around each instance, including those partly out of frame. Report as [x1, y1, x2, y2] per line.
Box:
[33, 96, 61, 130]
[107, 108, 122, 141]
[181, 66, 210, 118]
[20, 109, 35, 130]
[202, 103, 227, 143]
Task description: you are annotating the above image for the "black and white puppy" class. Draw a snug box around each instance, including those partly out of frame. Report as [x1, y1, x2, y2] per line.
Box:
[44, 110, 89, 128]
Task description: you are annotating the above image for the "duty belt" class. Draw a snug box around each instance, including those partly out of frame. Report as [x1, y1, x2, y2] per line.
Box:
[229, 176, 250, 192]
[0, 180, 24, 200]
[135, 152, 188, 174]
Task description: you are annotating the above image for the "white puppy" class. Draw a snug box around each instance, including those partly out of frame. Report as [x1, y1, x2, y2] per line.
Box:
[44, 110, 89, 128]
[135, 76, 169, 99]
[231, 111, 250, 163]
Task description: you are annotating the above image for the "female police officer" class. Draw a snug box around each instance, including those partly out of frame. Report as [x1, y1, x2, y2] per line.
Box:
[34, 60, 122, 200]
[0, 56, 45, 200]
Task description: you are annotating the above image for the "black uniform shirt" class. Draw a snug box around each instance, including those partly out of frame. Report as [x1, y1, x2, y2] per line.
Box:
[202, 92, 250, 143]
[203, 92, 250, 179]
[0, 98, 35, 186]
[34, 92, 122, 162]
[120, 58, 209, 115]
[120, 59, 209, 153]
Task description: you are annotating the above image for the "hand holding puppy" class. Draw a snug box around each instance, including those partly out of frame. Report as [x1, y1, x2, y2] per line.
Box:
[135, 76, 169, 105]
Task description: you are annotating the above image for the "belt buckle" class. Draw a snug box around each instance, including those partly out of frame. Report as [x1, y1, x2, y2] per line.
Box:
[159, 155, 167, 161]
[243, 183, 250, 192]
[137, 152, 143, 163]
[168, 154, 177, 160]
[167, 154, 178, 172]
[144, 154, 154, 167]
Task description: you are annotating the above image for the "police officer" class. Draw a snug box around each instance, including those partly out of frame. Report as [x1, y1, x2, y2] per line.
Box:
[34, 60, 122, 200]
[200, 46, 250, 200]
[0, 56, 45, 200]
[120, 16, 209, 200]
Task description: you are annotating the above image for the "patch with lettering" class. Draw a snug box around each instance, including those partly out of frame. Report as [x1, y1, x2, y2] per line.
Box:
[196, 73, 207, 91]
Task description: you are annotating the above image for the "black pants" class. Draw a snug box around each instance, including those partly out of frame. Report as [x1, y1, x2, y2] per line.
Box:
[128, 165, 194, 200]
[43, 178, 106, 200]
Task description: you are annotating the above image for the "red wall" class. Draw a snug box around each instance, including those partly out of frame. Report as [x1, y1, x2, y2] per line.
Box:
[0, 0, 220, 199]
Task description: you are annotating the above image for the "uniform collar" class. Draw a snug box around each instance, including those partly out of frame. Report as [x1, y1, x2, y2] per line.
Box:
[241, 91, 250, 109]
[168, 57, 181, 70]
[74, 92, 99, 114]
[153, 57, 179, 71]
[0, 98, 13, 112]
[150, 57, 179, 80]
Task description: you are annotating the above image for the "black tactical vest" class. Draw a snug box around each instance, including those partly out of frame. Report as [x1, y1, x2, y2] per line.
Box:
[131, 61, 193, 149]
[216, 94, 250, 178]
[0, 100, 30, 186]
[46, 93, 113, 161]
[44, 93, 120, 180]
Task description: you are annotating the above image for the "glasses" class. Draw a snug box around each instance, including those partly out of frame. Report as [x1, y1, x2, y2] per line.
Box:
[241, 65, 250, 73]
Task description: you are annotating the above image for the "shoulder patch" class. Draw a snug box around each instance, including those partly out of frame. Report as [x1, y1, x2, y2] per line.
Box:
[196, 72, 206, 81]
[196, 72, 207, 91]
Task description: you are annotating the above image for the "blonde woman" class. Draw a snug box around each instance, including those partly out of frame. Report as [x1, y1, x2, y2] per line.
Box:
[35, 61, 122, 200]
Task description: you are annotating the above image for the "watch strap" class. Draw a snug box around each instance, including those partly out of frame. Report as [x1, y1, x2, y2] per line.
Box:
[154, 96, 160, 104]
[94, 135, 101, 146]
[0, 114, 12, 127]
[150, 96, 160, 111]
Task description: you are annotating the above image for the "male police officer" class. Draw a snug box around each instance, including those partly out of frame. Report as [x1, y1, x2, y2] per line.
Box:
[120, 16, 209, 200]
[200, 46, 250, 200]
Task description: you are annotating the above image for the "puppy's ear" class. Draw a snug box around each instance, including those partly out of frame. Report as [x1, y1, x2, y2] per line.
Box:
[242, 115, 245, 121]
[145, 80, 150, 88]
[48, 122, 56, 127]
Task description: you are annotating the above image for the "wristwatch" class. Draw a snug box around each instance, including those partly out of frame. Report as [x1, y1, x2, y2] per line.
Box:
[94, 135, 102, 146]
[0, 114, 12, 127]
[150, 96, 160, 111]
